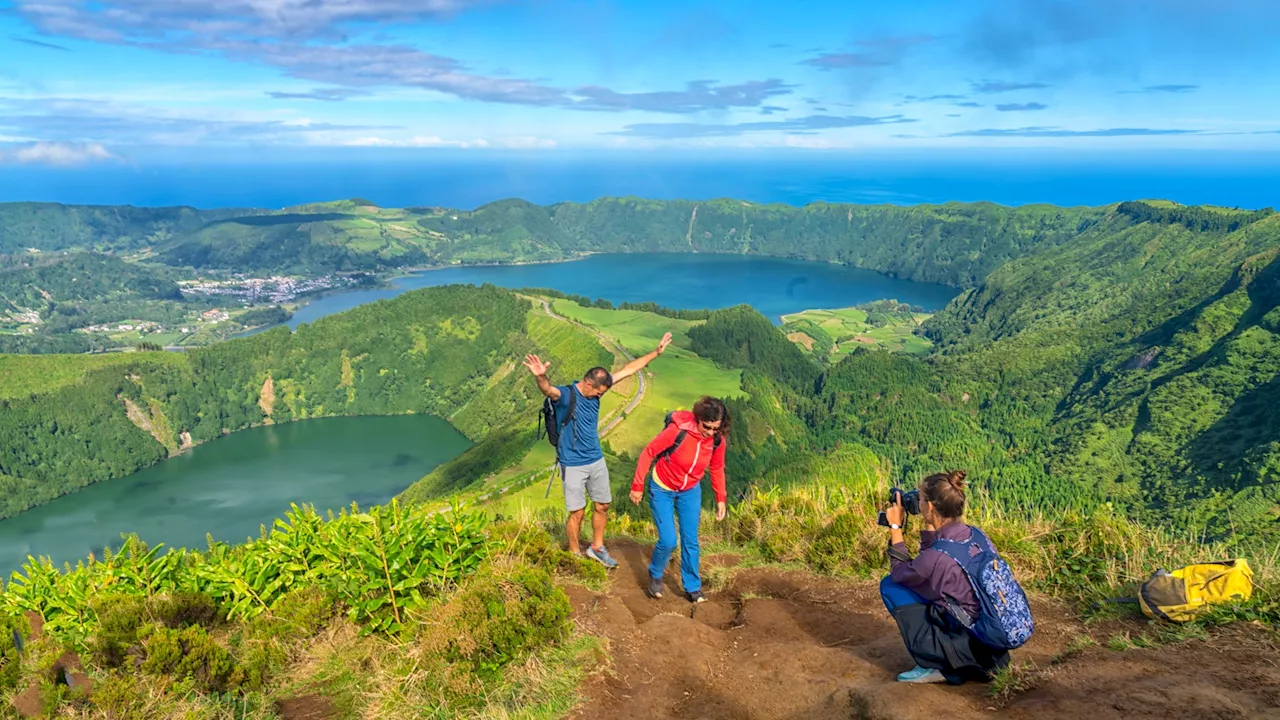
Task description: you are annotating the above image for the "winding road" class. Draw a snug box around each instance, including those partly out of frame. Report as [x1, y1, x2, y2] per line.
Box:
[539, 298, 648, 437]
[445, 298, 651, 509]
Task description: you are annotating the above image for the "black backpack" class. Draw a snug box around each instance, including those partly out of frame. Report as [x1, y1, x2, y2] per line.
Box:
[658, 410, 721, 461]
[539, 387, 577, 452]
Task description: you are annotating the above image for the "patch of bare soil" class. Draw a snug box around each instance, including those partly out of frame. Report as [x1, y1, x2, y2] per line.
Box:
[260, 374, 276, 417]
[787, 332, 815, 351]
[567, 539, 1280, 720]
[275, 694, 338, 720]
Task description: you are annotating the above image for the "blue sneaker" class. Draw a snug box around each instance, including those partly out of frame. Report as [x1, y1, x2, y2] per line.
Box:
[585, 545, 618, 569]
[897, 666, 946, 683]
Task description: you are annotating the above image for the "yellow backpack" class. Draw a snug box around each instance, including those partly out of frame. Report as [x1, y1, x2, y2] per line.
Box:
[1137, 559, 1254, 622]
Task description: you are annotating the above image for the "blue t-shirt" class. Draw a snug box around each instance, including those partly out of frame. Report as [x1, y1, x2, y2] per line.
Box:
[554, 384, 603, 467]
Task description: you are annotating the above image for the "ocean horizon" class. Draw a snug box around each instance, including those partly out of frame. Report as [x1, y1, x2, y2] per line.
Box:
[2, 149, 1278, 211]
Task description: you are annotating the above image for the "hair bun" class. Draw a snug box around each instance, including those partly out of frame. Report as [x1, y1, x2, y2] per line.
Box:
[947, 470, 967, 491]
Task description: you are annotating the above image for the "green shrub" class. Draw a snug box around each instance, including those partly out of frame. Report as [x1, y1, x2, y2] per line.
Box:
[489, 521, 607, 585]
[1261, 306, 1280, 334]
[729, 488, 824, 564]
[423, 559, 571, 677]
[232, 587, 334, 689]
[138, 624, 244, 694]
[0, 614, 23, 694]
[806, 510, 885, 576]
[89, 591, 220, 669]
[82, 670, 151, 719]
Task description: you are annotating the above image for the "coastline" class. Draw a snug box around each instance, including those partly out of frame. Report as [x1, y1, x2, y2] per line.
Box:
[394, 250, 599, 276]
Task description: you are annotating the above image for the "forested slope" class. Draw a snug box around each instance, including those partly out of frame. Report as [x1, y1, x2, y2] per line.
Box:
[685, 203, 1280, 541]
[0, 198, 1102, 284]
[925, 202, 1280, 535]
[0, 285, 578, 519]
[0, 203, 256, 254]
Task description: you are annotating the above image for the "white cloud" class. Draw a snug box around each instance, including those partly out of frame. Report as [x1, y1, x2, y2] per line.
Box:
[343, 135, 489, 148]
[502, 136, 557, 149]
[781, 135, 843, 149]
[340, 135, 556, 149]
[0, 96, 396, 145]
[13, 2, 794, 113]
[4, 141, 117, 166]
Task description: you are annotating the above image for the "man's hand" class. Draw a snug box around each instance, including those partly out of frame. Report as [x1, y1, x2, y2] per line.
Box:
[884, 495, 906, 528]
[613, 332, 674, 384]
[522, 354, 551, 377]
[629, 489, 644, 504]
[715, 501, 727, 521]
[656, 332, 673, 355]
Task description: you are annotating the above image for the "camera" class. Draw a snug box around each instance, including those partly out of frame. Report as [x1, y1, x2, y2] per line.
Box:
[876, 487, 921, 527]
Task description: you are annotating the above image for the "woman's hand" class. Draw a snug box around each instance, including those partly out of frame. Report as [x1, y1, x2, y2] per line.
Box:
[885, 495, 906, 528]
[629, 489, 644, 504]
[715, 501, 727, 521]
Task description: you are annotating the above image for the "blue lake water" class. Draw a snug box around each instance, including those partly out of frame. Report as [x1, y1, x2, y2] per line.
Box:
[272, 253, 961, 332]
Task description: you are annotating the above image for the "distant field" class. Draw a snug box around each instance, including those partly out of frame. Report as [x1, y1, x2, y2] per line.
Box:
[781, 306, 932, 361]
[0, 352, 188, 400]
[525, 307, 637, 422]
[553, 300, 744, 456]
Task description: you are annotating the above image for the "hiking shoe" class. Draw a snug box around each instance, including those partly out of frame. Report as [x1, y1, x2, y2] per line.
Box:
[585, 545, 618, 569]
[645, 577, 664, 599]
[688, 591, 707, 604]
[897, 666, 946, 684]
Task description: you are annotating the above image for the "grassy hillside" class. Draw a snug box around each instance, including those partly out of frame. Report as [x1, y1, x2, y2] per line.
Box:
[782, 302, 932, 361]
[0, 352, 188, 400]
[548, 300, 745, 456]
[0, 202, 255, 254]
[159, 202, 436, 272]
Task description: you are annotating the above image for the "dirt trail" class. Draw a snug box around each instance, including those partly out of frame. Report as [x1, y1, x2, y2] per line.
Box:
[566, 539, 1280, 720]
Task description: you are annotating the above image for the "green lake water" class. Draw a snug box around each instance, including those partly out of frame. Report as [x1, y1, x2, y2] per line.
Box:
[0, 415, 469, 577]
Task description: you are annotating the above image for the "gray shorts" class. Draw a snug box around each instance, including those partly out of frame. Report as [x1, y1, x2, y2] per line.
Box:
[561, 458, 611, 512]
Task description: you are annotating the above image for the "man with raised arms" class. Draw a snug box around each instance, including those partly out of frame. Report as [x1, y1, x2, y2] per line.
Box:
[523, 331, 672, 567]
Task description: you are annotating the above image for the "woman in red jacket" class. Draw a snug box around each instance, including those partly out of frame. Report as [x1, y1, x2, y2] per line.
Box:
[629, 396, 729, 603]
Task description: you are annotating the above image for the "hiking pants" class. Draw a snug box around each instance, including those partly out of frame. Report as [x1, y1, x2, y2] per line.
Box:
[648, 476, 702, 593]
[880, 576, 1010, 683]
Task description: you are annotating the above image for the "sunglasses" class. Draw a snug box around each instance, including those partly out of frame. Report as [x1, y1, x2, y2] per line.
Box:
[699, 421, 721, 433]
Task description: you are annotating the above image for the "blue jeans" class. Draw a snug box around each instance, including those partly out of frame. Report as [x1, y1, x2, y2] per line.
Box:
[648, 477, 702, 593]
[879, 576, 1009, 679]
[880, 576, 928, 612]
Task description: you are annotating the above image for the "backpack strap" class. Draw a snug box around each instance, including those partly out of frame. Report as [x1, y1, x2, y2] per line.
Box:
[561, 386, 578, 428]
[927, 535, 981, 629]
[656, 420, 721, 462]
[965, 525, 994, 553]
[559, 386, 579, 453]
[658, 429, 688, 461]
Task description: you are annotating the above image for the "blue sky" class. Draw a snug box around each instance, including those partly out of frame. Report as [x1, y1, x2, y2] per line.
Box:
[2, 0, 1279, 165]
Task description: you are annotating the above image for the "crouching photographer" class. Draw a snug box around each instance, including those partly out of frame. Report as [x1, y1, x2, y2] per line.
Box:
[879, 470, 1033, 685]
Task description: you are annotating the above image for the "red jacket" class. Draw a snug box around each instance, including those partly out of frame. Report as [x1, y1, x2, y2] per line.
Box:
[632, 411, 728, 502]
